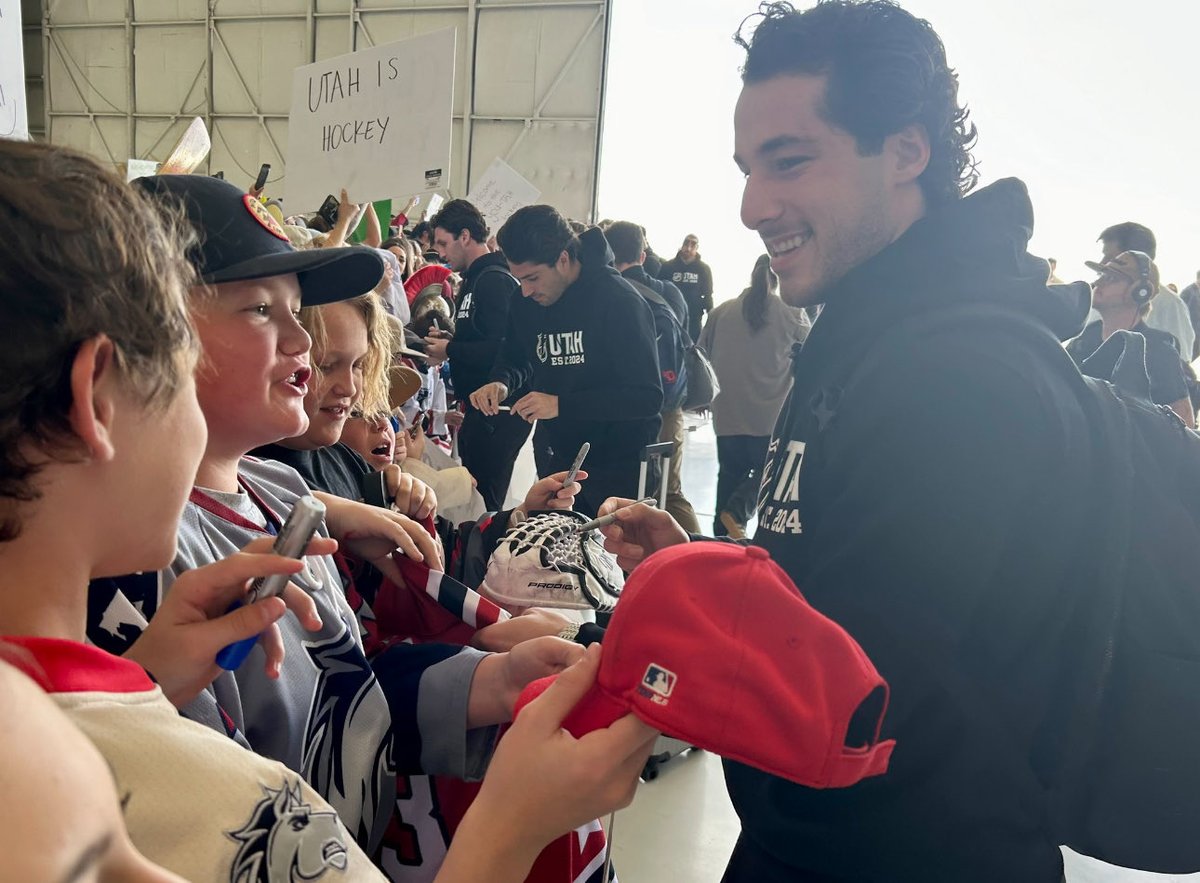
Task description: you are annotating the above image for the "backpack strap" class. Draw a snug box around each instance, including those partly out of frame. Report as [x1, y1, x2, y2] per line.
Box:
[1044, 376, 1134, 854]
[629, 278, 691, 343]
[472, 262, 519, 293]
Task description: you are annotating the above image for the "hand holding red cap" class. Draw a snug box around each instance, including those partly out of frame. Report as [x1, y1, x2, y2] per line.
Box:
[472, 644, 659, 854]
[513, 542, 895, 789]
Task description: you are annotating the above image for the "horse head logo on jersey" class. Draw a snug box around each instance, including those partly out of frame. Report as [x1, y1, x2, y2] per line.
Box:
[536, 333, 549, 363]
[228, 780, 349, 882]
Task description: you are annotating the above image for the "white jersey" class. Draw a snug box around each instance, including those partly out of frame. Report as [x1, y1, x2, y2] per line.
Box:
[4, 635, 386, 883]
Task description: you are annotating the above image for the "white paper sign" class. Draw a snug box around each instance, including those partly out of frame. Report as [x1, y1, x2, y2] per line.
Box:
[285, 29, 455, 213]
[0, 2, 29, 140]
[125, 158, 160, 181]
[466, 158, 541, 235]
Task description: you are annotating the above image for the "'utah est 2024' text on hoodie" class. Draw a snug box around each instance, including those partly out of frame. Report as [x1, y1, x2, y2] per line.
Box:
[488, 227, 663, 470]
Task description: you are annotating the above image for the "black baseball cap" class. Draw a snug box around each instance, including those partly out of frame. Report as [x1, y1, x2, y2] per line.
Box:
[135, 174, 384, 306]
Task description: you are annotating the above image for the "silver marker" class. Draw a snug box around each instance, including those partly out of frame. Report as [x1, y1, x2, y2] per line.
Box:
[575, 498, 657, 532]
[216, 495, 326, 670]
[564, 442, 590, 487]
[249, 495, 326, 601]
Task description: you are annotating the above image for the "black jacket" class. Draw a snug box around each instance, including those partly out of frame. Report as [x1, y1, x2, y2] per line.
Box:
[659, 253, 714, 340]
[1067, 319, 1189, 406]
[725, 180, 1099, 882]
[489, 228, 663, 464]
[447, 251, 523, 401]
[621, 264, 688, 331]
[249, 443, 369, 501]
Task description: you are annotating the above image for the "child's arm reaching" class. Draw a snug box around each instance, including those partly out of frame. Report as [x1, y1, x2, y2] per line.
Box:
[315, 492, 445, 572]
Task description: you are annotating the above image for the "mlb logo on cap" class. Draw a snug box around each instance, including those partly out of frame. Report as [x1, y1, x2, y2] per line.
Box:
[513, 541, 895, 790]
[640, 664, 676, 704]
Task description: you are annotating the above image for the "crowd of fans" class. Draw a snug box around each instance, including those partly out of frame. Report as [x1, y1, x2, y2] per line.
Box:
[0, 148, 663, 882]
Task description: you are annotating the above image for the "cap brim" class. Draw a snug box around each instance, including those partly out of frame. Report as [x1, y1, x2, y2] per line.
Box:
[204, 247, 385, 307]
[384, 314, 428, 360]
[1085, 260, 1132, 281]
[388, 365, 423, 410]
[513, 674, 631, 738]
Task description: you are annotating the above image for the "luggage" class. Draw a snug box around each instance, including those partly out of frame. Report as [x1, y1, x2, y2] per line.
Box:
[636, 441, 699, 781]
[642, 736, 695, 781]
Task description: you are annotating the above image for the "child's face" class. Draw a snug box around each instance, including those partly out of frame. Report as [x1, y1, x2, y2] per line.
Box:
[190, 274, 311, 456]
[104, 370, 208, 576]
[292, 300, 369, 450]
[340, 413, 395, 472]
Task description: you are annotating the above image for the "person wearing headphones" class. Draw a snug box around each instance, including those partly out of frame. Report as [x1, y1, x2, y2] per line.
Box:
[1067, 249, 1194, 425]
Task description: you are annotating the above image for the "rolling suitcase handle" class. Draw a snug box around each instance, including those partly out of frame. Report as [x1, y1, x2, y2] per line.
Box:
[637, 440, 676, 507]
[637, 441, 700, 789]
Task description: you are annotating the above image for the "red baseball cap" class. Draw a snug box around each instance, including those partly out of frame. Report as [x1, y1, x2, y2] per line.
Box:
[515, 542, 894, 788]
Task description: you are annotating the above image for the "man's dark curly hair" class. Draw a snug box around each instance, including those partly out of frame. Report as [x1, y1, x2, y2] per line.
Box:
[430, 198, 489, 244]
[736, 0, 978, 206]
[496, 205, 579, 267]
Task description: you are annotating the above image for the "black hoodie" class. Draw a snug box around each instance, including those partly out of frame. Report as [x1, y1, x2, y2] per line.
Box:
[660, 252, 714, 341]
[446, 250, 523, 400]
[724, 180, 1100, 882]
[488, 227, 663, 465]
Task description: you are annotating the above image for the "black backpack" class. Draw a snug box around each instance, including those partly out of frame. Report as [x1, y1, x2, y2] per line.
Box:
[1048, 328, 1200, 871]
[840, 304, 1200, 872]
[627, 278, 690, 411]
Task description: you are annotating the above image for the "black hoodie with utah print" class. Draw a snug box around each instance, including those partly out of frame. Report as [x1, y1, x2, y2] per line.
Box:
[488, 227, 663, 472]
[724, 179, 1102, 883]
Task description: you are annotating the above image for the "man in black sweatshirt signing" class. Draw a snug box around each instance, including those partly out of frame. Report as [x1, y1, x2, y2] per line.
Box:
[424, 198, 532, 509]
[470, 205, 663, 517]
[594, 3, 1153, 882]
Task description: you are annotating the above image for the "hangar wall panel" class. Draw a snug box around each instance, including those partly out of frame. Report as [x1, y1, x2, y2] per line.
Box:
[23, 0, 611, 221]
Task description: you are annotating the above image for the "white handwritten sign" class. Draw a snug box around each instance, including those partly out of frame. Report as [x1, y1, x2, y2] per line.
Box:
[285, 29, 455, 213]
[466, 158, 541, 236]
[0, 1, 29, 140]
[125, 158, 159, 181]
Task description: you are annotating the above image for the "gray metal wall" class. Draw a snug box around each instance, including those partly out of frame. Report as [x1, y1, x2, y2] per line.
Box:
[20, 0, 611, 221]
